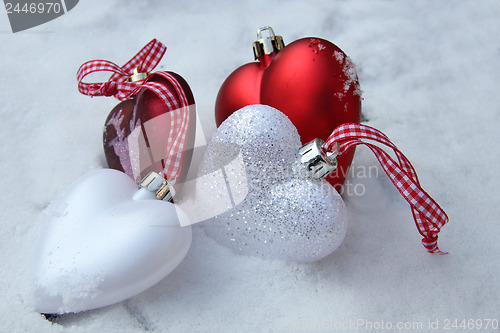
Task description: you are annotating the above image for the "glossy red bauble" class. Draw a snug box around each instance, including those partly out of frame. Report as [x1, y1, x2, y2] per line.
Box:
[215, 37, 362, 190]
[103, 72, 196, 183]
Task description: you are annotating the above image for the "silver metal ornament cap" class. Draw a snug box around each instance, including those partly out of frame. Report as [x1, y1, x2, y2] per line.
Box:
[252, 26, 285, 59]
[299, 139, 338, 179]
[138, 171, 175, 202]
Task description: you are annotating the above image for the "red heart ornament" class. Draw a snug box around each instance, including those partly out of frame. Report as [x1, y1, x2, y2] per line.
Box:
[103, 72, 196, 184]
[215, 29, 362, 190]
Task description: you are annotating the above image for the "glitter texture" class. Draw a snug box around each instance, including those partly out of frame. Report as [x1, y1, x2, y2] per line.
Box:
[196, 105, 347, 262]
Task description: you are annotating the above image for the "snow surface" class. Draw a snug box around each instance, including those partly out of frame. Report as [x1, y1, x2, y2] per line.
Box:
[1, 0, 499, 332]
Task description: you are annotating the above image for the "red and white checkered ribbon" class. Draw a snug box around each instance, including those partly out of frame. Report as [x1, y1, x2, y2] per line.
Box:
[324, 123, 449, 254]
[156, 72, 189, 181]
[76, 39, 190, 182]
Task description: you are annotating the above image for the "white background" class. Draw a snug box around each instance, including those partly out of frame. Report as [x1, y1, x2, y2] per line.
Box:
[0, 1, 498, 332]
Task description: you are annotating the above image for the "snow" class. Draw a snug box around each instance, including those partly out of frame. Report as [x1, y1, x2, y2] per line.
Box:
[1, 0, 499, 332]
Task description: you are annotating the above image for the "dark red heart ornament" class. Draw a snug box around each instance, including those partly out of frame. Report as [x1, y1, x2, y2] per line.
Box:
[215, 27, 362, 190]
[77, 39, 196, 184]
[103, 72, 196, 184]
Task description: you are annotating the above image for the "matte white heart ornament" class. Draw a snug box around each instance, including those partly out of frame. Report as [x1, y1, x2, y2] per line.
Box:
[196, 105, 347, 262]
[32, 169, 192, 314]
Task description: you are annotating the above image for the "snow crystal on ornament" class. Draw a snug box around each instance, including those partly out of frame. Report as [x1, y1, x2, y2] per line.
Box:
[333, 50, 345, 63]
[342, 55, 363, 97]
[196, 104, 347, 262]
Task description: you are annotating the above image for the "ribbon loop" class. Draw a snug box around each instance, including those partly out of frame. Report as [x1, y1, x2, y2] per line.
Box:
[324, 123, 449, 254]
[76, 39, 166, 102]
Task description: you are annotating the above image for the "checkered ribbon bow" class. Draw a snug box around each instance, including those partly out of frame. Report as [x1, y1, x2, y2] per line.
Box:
[76, 39, 190, 182]
[324, 123, 449, 254]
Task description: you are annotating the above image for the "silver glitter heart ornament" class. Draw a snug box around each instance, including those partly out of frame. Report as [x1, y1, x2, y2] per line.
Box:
[196, 104, 347, 262]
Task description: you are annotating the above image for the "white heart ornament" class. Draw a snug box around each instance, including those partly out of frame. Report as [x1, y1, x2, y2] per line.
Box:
[32, 169, 192, 314]
[197, 105, 347, 262]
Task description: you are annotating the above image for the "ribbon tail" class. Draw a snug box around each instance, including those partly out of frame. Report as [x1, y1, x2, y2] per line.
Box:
[330, 135, 449, 255]
[422, 236, 448, 255]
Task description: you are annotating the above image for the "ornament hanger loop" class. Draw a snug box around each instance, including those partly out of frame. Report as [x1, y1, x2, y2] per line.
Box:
[253, 26, 285, 59]
[256, 26, 276, 39]
[127, 67, 150, 82]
